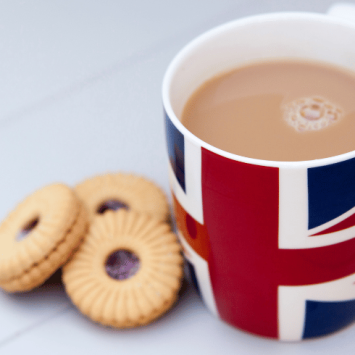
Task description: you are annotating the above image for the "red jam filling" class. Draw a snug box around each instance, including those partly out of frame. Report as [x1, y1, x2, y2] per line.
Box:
[17, 218, 39, 241]
[97, 200, 129, 214]
[105, 250, 140, 280]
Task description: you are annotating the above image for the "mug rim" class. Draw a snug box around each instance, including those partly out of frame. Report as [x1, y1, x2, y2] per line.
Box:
[162, 11, 355, 169]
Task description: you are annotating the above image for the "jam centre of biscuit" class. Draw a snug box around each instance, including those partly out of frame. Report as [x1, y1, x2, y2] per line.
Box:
[105, 249, 140, 280]
[97, 199, 129, 214]
[17, 218, 39, 241]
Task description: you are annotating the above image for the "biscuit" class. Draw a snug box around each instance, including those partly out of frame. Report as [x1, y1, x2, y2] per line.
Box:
[62, 209, 183, 328]
[0, 184, 89, 292]
[74, 173, 170, 223]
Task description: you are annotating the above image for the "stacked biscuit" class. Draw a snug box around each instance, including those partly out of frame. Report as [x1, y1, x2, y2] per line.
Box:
[0, 173, 183, 328]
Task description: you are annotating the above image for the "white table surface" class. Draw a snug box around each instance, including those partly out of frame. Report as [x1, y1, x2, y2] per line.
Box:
[0, 1, 355, 354]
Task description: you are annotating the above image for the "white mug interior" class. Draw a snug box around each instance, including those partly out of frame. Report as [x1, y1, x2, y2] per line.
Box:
[163, 12, 355, 168]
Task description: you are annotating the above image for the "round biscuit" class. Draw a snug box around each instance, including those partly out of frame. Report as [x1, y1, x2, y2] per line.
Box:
[0, 184, 89, 292]
[62, 210, 183, 328]
[75, 173, 170, 222]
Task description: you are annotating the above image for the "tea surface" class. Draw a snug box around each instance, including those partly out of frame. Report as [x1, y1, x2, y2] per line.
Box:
[181, 60, 355, 161]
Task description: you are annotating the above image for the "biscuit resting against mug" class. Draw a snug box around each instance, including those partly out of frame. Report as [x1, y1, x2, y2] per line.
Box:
[75, 173, 170, 222]
[62, 210, 183, 328]
[0, 184, 89, 292]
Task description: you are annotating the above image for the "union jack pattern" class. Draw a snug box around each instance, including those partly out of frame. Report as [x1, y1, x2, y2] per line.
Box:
[166, 112, 355, 340]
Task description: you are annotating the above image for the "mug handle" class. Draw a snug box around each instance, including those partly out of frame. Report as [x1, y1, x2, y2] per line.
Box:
[327, 2, 355, 22]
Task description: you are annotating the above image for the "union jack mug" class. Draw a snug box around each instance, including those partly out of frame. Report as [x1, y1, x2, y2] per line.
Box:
[163, 4, 355, 341]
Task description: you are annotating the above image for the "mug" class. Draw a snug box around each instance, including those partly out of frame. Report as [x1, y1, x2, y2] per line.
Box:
[163, 4, 355, 341]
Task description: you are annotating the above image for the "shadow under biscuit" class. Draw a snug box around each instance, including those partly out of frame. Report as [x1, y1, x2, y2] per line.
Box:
[3, 269, 65, 302]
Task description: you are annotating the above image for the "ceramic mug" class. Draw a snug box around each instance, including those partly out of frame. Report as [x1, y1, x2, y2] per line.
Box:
[163, 3, 355, 341]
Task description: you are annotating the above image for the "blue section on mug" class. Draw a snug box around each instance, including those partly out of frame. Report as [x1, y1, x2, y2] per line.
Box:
[186, 259, 200, 296]
[303, 299, 355, 339]
[308, 157, 355, 229]
[165, 112, 186, 192]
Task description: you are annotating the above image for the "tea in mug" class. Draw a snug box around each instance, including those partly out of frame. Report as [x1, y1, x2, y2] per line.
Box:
[181, 60, 355, 161]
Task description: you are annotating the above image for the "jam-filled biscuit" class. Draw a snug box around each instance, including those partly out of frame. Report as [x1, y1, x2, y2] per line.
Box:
[62, 209, 183, 328]
[0, 184, 89, 292]
[74, 173, 170, 222]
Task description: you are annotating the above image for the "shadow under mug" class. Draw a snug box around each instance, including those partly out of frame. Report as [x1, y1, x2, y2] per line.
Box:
[163, 7, 355, 341]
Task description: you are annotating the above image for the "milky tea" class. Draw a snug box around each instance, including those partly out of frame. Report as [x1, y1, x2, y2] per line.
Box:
[181, 60, 355, 161]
